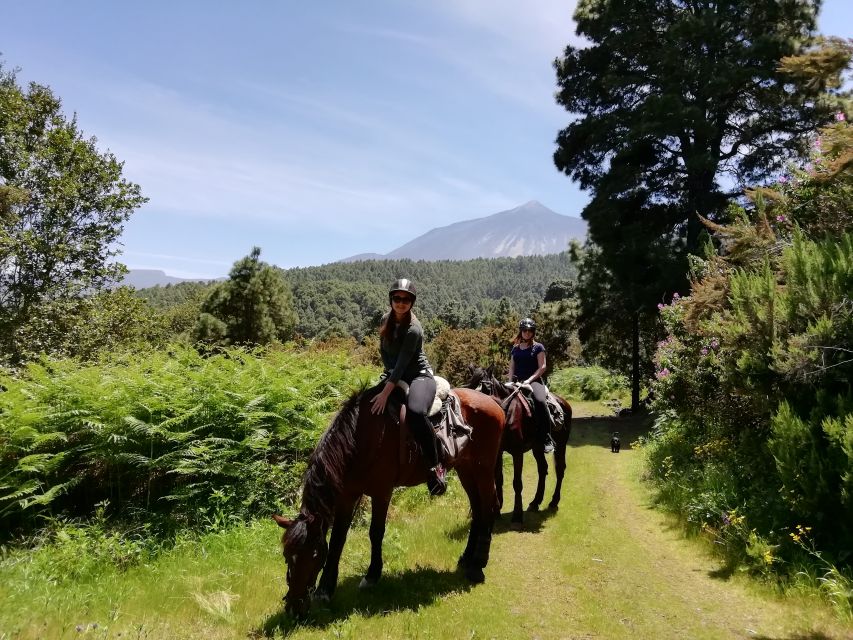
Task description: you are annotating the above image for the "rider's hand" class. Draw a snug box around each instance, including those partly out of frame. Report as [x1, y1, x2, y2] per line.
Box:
[370, 383, 394, 415]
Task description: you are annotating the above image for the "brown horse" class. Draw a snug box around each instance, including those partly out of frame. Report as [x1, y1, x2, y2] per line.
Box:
[272, 384, 505, 617]
[465, 365, 572, 525]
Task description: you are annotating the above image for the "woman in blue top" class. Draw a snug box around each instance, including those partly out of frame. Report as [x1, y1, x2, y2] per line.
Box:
[508, 317, 555, 453]
[370, 278, 446, 496]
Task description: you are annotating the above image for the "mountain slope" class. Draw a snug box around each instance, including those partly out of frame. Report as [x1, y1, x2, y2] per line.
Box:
[342, 201, 586, 262]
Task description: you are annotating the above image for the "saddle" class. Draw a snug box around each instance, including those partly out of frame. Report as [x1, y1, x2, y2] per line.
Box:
[504, 384, 566, 434]
[393, 376, 472, 464]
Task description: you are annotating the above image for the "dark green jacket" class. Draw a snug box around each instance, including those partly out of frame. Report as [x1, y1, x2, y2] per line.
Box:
[379, 314, 433, 384]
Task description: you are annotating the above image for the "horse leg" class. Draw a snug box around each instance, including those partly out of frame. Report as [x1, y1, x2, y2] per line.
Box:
[456, 469, 496, 584]
[361, 492, 392, 588]
[548, 438, 568, 510]
[456, 470, 481, 573]
[527, 447, 548, 512]
[494, 453, 505, 516]
[511, 452, 524, 525]
[315, 496, 358, 602]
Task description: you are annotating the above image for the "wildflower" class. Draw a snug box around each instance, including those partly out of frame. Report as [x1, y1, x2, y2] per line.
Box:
[710, 339, 719, 349]
[656, 368, 670, 380]
[657, 303, 665, 310]
[814, 136, 822, 150]
[763, 550, 775, 565]
[779, 175, 788, 184]
[721, 512, 731, 526]
[836, 112, 846, 122]
[776, 215, 786, 223]
[701, 347, 709, 355]
[673, 292, 681, 300]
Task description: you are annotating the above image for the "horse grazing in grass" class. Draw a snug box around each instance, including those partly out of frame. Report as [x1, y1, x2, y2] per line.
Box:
[273, 384, 505, 617]
[465, 365, 572, 526]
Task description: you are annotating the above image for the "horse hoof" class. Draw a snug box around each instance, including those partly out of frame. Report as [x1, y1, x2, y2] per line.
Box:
[312, 590, 331, 604]
[527, 503, 540, 513]
[464, 566, 485, 584]
[457, 555, 470, 569]
[359, 576, 378, 590]
[548, 502, 559, 511]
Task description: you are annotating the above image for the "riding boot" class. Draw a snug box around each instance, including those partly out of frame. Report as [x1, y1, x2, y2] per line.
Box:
[410, 413, 447, 496]
[534, 405, 555, 454]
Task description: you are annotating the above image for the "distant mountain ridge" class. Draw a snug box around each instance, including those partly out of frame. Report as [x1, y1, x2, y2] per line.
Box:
[124, 201, 586, 288]
[119, 269, 211, 289]
[340, 201, 586, 262]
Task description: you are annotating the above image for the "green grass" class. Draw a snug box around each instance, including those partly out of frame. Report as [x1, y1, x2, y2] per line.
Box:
[2, 412, 850, 639]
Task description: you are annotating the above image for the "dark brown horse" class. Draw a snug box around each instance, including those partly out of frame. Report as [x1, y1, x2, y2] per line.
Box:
[465, 365, 572, 525]
[272, 384, 505, 617]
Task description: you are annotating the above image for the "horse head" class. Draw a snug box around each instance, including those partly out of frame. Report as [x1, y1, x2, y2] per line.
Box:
[465, 364, 504, 396]
[273, 513, 329, 617]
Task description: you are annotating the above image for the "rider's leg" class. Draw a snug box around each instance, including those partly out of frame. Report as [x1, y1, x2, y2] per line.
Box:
[408, 376, 445, 495]
[530, 382, 554, 453]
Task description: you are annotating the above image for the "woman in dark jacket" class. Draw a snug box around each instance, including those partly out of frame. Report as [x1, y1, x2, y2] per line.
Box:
[370, 278, 446, 495]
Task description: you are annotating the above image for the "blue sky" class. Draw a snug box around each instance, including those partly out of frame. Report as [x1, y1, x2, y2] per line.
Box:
[2, 1, 851, 279]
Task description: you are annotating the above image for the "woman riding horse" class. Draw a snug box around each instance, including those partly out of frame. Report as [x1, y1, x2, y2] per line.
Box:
[370, 278, 446, 495]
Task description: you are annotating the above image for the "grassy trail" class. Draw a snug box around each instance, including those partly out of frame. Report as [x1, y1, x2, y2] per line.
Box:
[3, 406, 851, 639]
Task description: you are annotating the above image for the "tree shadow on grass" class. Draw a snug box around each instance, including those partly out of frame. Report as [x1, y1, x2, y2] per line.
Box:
[753, 633, 838, 640]
[254, 566, 473, 637]
[442, 502, 558, 542]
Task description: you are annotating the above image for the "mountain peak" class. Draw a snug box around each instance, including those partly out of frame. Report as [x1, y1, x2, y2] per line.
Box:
[340, 201, 586, 262]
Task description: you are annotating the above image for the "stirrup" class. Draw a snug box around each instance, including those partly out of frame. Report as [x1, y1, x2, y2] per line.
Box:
[542, 435, 555, 454]
[427, 465, 447, 496]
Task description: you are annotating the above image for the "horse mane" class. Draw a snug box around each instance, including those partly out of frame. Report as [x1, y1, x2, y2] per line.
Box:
[300, 384, 374, 523]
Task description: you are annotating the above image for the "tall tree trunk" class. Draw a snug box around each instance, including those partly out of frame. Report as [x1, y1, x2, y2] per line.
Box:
[631, 311, 640, 411]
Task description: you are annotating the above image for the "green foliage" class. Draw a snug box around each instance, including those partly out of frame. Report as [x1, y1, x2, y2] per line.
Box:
[136, 252, 578, 346]
[549, 366, 629, 402]
[426, 321, 516, 385]
[193, 247, 297, 346]
[0, 62, 147, 364]
[0, 344, 375, 538]
[282, 252, 577, 340]
[643, 118, 853, 586]
[11, 287, 167, 362]
[553, 1, 846, 410]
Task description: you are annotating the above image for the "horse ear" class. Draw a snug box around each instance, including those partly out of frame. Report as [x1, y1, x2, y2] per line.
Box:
[272, 514, 294, 529]
[486, 364, 494, 376]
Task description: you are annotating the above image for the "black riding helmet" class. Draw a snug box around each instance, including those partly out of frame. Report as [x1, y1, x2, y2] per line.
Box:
[519, 317, 536, 331]
[389, 278, 417, 304]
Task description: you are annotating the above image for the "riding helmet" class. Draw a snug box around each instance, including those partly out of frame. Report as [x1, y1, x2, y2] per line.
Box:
[389, 278, 417, 304]
[519, 317, 536, 331]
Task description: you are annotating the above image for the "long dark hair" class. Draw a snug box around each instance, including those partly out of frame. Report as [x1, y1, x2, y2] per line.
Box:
[379, 308, 417, 343]
[513, 328, 535, 347]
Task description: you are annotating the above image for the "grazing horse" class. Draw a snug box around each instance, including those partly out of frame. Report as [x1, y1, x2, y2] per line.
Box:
[465, 365, 572, 525]
[273, 384, 505, 617]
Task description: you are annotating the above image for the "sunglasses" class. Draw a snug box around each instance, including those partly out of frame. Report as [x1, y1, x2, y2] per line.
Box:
[391, 295, 413, 304]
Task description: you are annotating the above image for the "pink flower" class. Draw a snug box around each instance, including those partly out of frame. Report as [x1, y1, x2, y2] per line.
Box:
[836, 112, 846, 122]
[673, 292, 681, 300]
[701, 347, 709, 355]
[710, 339, 719, 349]
[656, 368, 671, 380]
[657, 303, 665, 310]
[776, 215, 786, 223]
[779, 175, 788, 184]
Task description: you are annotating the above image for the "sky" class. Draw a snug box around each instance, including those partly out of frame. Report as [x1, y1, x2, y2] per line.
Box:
[2, 1, 852, 279]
